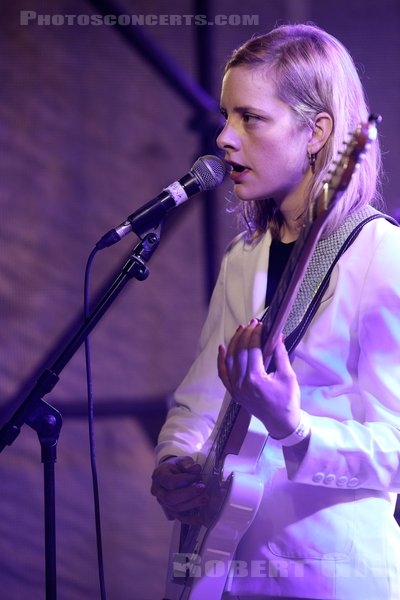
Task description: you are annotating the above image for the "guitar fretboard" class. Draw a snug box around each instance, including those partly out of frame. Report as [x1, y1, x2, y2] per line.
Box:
[260, 219, 312, 351]
[202, 401, 241, 481]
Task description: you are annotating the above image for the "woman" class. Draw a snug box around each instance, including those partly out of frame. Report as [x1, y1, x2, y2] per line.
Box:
[151, 24, 400, 599]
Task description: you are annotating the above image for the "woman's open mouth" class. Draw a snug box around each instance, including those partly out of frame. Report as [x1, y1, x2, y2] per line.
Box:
[228, 161, 250, 182]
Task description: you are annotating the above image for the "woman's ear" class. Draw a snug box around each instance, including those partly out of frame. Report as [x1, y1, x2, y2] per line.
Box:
[308, 112, 333, 155]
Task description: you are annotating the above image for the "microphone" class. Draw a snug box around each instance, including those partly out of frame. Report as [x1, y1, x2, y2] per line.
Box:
[96, 155, 226, 249]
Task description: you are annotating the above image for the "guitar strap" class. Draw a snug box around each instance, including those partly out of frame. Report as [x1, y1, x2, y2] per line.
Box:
[282, 205, 399, 356]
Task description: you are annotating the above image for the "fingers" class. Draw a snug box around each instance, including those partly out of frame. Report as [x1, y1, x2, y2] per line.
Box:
[221, 320, 263, 391]
[217, 321, 296, 396]
[154, 478, 208, 522]
[152, 468, 200, 495]
[151, 456, 208, 521]
[224, 324, 245, 386]
[217, 344, 231, 393]
[219, 322, 294, 383]
[273, 335, 294, 379]
[217, 324, 246, 393]
[246, 321, 265, 373]
[157, 481, 208, 511]
[152, 457, 201, 491]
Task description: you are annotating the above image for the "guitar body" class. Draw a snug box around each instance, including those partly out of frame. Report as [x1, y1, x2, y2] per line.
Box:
[163, 415, 267, 600]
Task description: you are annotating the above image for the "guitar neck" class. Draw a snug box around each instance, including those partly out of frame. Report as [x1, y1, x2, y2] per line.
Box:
[260, 212, 326, 361]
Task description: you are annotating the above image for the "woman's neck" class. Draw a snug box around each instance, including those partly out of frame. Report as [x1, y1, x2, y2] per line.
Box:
[278, 167, 313, 242]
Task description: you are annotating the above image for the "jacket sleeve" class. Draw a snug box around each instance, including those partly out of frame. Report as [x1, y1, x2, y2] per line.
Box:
[282, 222, 400, 493]
[155, 247, 229, 463]
[154, 231, 268, 464]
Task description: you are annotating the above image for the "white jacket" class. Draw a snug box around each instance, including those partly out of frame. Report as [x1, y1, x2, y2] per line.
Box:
[156, 216, 400, 599]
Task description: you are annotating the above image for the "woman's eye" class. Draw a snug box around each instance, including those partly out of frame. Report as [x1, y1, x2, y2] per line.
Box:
[219, 108, 227, 120]
[243, 113, 260, 123]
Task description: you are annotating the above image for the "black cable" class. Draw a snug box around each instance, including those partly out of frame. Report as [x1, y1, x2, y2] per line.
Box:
[84, 247, 107, 600]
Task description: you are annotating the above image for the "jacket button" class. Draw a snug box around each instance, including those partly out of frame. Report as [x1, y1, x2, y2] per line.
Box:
[312, 472, 324, 483]
[336, 476, 348, 487]
[347, 477, 359, 488]
[323, 474, 336, 485]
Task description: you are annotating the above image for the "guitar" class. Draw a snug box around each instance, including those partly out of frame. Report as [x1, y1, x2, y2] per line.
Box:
[163, 116, 380, 600]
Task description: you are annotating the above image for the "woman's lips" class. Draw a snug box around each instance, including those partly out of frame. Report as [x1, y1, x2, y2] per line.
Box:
[225, 160, 251, 183]
[229, 166, 250, 183]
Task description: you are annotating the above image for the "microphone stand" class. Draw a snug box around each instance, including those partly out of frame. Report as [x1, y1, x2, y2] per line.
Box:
[0, 229, 161, 600]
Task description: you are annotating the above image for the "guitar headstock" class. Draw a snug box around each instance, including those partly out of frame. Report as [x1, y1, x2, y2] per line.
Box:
[312, 114, 380, 220]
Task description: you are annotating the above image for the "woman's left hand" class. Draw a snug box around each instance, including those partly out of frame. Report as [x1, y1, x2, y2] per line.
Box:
[217, 319, 301, 439]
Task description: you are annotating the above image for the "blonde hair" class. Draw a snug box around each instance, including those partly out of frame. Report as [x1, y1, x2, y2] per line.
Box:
[224, 23, 382, 238]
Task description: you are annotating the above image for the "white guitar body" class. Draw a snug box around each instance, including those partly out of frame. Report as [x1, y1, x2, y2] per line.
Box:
[163, 415, 267, 600]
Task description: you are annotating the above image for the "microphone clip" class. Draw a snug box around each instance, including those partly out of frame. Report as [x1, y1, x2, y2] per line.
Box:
[124, 227, 161, 282]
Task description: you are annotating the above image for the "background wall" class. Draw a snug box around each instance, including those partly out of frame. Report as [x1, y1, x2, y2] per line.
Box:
[0, 1, 399, 598]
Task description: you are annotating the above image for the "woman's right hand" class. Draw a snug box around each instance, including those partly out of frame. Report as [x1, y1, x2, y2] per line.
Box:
[151, 456, 208, 524]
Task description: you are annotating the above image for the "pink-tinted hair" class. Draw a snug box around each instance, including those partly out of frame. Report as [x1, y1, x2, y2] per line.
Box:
[224, 23, 382, 238]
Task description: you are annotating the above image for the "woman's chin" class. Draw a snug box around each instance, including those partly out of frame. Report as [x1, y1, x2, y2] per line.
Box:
[233, 185, 269, 203]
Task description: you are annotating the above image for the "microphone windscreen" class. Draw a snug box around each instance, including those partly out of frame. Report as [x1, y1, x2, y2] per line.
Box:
[191, 155, 226, 191]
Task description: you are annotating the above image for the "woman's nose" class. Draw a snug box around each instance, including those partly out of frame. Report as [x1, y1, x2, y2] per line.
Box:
[216, 121, 239, 151]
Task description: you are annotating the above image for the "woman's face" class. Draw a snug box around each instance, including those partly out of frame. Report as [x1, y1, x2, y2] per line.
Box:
[217, 66, 313, 210]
